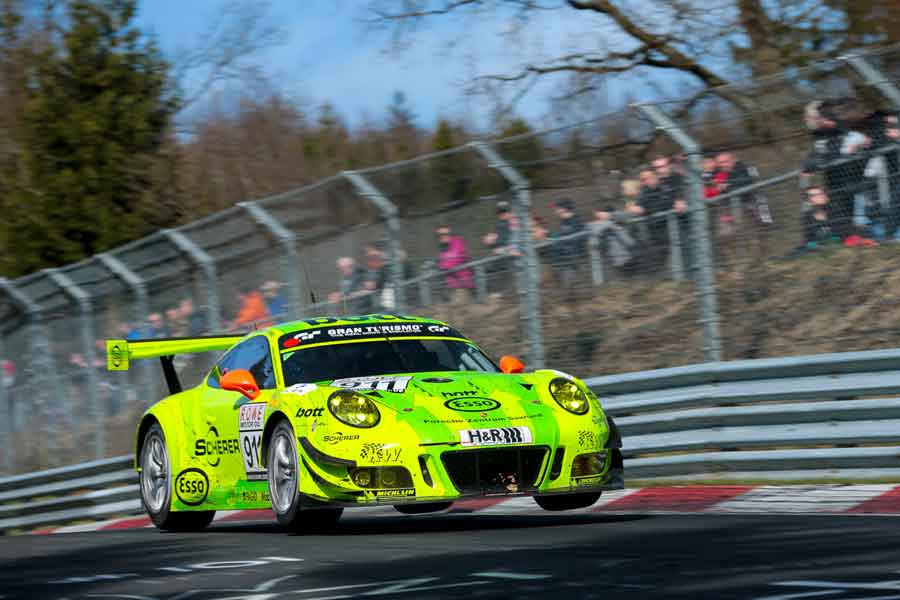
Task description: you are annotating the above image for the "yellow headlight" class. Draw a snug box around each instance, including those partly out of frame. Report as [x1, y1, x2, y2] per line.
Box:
[548, 378, 589, 415]
[327, 390, 381, 428]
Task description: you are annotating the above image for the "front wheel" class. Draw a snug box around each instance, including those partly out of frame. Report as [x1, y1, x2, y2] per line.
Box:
[534, 492, 601, 512]
[140, 423, 215, 531]
[267, 419, 342, 532]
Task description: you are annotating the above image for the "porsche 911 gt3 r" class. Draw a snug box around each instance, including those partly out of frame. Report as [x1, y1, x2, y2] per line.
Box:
[107, 314, 624, 531]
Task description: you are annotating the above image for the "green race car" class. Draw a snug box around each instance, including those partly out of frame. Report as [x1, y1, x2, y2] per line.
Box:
[107, 314, 624, 531]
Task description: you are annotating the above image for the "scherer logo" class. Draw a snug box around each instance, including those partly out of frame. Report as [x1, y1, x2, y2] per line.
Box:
[194, 426, 240, 467]
[444, 397, 501, 412]
[323, 431, 360, 445]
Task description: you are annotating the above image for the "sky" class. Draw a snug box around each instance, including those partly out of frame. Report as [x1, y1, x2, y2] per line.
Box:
[135, 0, 627, 132]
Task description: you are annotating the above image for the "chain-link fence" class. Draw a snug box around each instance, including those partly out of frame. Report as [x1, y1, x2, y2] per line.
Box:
[3, 46, 900, 474]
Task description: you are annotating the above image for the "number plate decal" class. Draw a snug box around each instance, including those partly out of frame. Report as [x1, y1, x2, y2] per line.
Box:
[238, 402, 267, 481]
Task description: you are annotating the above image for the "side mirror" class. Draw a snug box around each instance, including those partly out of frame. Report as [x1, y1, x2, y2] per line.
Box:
[499, 355, 525, 374]
[220, 369, 261, 400]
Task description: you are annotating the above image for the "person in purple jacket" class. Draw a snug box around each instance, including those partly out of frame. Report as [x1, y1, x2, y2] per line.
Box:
[437, 226, 474, 304]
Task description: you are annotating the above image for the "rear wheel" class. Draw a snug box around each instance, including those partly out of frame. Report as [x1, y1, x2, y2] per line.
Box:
[534, 492, 601, 511]
[394, 502, 453, 515]
[267, 419, 342, 532]
[140, 423, 215, 531]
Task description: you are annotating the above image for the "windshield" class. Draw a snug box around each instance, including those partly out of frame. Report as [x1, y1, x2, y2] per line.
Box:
[281, 339, 498, 385]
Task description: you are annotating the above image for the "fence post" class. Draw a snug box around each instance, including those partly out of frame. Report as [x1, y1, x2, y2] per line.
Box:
[666, 213, 686, 281]
[635, 103, 723, 362]
[45, 269, 103, 460]
[96, 253, 154, 406]
[474, 263, 488, 301]
[470, 141, 545, 369]
[0, 278, 61, 469]
[0, 325, 7, 473]
[842, 54, 900, 108]
[342, 171, 405, 313]
[162, 229, 221, 332]
[587, 234, 605, 286]
[419, 261, 435, 307]
[238, 201, 304, 320]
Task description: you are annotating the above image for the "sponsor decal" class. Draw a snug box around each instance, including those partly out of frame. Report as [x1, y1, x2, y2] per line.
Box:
[332, 375, 411, 393]
[444, 397, 501, 412]
[422, 413, 540, 425]
[240, 490, 270, 503]
[296, 406, 325, 418]
[286, 383, 317, 396]
[459, 426, 533, 447]
[372, 488, 415, 498]
[575, 474, 606, 487]
[279, 318, 465, 349]
[110, 343, 123, 369]
[292, 330, 323, 342]
[238, 404, 266, 481]
[303, 314, 421, 326]
[325, 324, 423, 339]
[323, 431, 360, 445]
[441, 389, 478, 399]
[578, 430, 598, 449]
[238, 403, 266, 430]
[195, 426, 240, 468]
[174, 468, 209, 506]
[359, 443, 402, 463]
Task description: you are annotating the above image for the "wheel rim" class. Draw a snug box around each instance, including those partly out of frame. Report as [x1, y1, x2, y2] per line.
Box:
[270, 430, 298, 514]
[141, 435, 169, 513]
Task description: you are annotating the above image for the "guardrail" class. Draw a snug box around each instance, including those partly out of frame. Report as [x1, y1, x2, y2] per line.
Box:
[584, 348, 900, 482]
[3, 348, 900, 533]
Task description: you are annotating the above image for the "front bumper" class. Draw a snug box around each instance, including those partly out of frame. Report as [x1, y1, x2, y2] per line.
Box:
[297, 438, 625, 506]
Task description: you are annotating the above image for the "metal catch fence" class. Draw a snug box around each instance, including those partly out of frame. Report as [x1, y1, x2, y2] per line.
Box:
[4, 46, 900, 473]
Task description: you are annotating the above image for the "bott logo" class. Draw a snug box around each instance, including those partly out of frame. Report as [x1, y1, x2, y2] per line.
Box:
[174, 468, 209, 506]
[296, 407, 324, 418]
[444, 397, 501, 412]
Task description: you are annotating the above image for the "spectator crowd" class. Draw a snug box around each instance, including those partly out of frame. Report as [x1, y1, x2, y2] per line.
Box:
[6, 95, 900, 407]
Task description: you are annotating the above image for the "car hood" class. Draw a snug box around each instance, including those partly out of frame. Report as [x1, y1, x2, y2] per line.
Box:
[320, 371, 556, 428]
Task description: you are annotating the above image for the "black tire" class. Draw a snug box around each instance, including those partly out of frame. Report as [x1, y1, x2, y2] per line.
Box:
[534, 492, 601, 512]
[139, 423, 215, 531]
[394, 502, 454, 515]
[267, 419, 343, 532]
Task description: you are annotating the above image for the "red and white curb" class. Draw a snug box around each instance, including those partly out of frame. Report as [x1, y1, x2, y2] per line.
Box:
[31, 484, 900, 535]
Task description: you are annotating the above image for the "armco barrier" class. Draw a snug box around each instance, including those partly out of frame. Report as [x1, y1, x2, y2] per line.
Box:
[3, 348, 900, 532]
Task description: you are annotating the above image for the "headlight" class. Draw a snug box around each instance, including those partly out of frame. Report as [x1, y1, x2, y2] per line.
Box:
[549, 378, 589, 415]
[327, 390, 381, 428]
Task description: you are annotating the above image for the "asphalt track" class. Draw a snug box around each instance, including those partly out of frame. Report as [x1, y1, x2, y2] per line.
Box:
[1, 511, 899, 600]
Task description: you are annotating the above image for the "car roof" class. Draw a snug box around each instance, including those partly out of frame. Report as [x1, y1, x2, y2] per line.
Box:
[272, 314, 451, 335]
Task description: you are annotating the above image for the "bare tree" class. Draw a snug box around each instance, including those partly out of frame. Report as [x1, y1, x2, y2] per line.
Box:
[363, 0, 900, 114]
[169, 0, 287, 117]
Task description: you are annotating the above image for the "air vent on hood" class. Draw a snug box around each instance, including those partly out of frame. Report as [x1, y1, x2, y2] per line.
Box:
[421, 377, 453, 383]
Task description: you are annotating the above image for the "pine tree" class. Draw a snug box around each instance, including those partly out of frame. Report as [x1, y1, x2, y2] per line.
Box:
[429, 117, 470, 206]
[0, 0, 176, 277]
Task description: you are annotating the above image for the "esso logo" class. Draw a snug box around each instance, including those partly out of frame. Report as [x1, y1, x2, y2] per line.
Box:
[174, 468, 209, 506]
[444, 398, 501, 412]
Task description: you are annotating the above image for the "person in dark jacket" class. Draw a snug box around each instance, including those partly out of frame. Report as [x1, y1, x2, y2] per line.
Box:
[628, 168, 670, 273]
[803, 99, 870, 240]
[549, 198, 587, 297]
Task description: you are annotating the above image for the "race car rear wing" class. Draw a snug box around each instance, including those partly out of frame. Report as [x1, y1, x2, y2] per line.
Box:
[106, 335, 246, 394]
